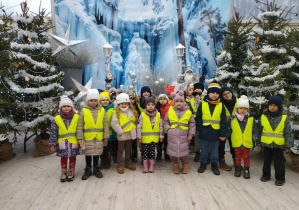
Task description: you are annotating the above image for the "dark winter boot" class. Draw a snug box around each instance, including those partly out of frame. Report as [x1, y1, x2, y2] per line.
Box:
[81, 167, 92, 180]
[99, 158, 106, 170]
[211, 163, 220, 175]
[234, 166, 242, 177]
[197, 162, 207, 173]
[243, 167, 250, 179]
[165, 154, 171, 162]
[156, 153, 162, 162]
[193, 152, 200, 162]
[93, 166, 103, 178]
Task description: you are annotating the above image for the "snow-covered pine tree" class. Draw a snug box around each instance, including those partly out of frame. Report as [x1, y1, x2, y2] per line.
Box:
[213, 10, 253, 95]
[240, 1, 296, 118]
[0, 10, 17, 140]
[6, 2, 64, 138]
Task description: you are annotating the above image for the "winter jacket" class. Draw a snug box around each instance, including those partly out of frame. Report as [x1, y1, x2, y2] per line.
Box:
[111, 108, 137, 141]
[156, 102, 171, 120]
[49, 116, 79, 157]
[228, 113, 259, 148]
[137, 109, 164, 141]
[77, 103, 110, 156]
[164, 104, 196, 157]
[195, 96, 227, 141]
[257, 111, 294, 149]
[103, 102, 116, 142]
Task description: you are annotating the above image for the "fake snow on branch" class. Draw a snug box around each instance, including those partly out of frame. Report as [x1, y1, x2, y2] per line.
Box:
[16, 29, 38, 39]
[216, 51, 232, 63]
[243, 63, 269, 75]
[244, 69, 280, 82]
[5, 79, 64, 94]
[250, 96, 267, 105]
[0, 119, 8, 124]
[290, 122, 299, 131]
[258, 11, 281, 19]
[289, 106, 299, 115]
[11, 42, 51, 50]
[293, 47, 299, 54]
[238, 83, 280, 92]
[16, 70, 64, 82]
[12, 53, 52, 70]
[261, 45, 287, 54]
[277, 56, 296, 70]
[18, 115, 54, 129]
[13, 15, 34, 24]
[252, 25, 286, 37]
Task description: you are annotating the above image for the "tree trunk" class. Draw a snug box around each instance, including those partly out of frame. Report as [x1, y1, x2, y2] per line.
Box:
[177, 0, 186, 71]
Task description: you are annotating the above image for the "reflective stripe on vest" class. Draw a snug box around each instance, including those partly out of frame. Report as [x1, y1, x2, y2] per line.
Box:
[106, 108, 114, 135]
[55, 114, 79, 144]
[202, 100, 222, 130]
[231, 117, 253, 148]
[261, 114, 286, 145]
[224, 99, 238, 119]
[83, 107, 104, 141]
[141, 112, 160, 144]
[116, 112, 136, 132]
[168, 106, 192, 130]
[190, 97, 198, 118]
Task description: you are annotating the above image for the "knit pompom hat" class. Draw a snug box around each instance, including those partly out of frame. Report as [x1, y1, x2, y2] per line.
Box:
[59, 95, 74, 108]
[140, 86, 151, 96]
[220, 85, 233, 97]
[165, 84, 175, 95]
[268, 94, 284, 111]
[99, 91, 111, 102]
[236, 95, 249, 109]
[194, 82, 205, 92]
[207, 80, 221, 94]
[144, 96, 156, 107]
[86, 89, 99, 102]
[158, 94, 169, 102]
[128, 90, 137, 99]
[172, 90, 185, 103]
[115, 93, 130, 105]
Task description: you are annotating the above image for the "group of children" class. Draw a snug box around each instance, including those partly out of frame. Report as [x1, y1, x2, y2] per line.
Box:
[49, 80, 294, 186]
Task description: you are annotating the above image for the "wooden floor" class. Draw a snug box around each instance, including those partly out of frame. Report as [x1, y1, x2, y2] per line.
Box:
[1, 137, 299, 210]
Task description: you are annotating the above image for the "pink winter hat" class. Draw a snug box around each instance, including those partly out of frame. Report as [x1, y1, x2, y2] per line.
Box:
[59, 95, 74, 108]
[171, 90, 185, 103]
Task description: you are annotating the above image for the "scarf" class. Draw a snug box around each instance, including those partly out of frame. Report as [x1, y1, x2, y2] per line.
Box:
[144, 109, 157, 117]
[59, 109, 75, 119]
[265, 110, 282, 117]
[206, 95, 220, 105]
[222, 95, 237, 108]
[234, 111, 248, 121]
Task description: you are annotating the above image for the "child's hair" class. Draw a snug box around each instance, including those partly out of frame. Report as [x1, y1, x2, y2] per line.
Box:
[114, 103, 139, 122]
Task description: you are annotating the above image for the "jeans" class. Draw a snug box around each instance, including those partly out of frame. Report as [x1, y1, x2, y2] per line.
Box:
[200, 140, 219, 164]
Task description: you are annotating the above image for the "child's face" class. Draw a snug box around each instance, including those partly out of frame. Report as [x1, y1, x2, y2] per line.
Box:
[100, 99, 110, 107]
[146, 102, 155, 112]
[188, 88, 194, 96]
[159, 97, 168, 106]
[237, 107, 248, 115]
[222, 91, 232, 101]
[208, 92, 219, 100]
[269, 104, 279, 112]
[174, 100, 184, 109]
[119, 102, 129, 109]
[130, 98, 136, 105]
[88, 99, 98, 108]
[194, 88, 202, 94]
[61, 105, 72, 113]
[143, 91, 150, 98]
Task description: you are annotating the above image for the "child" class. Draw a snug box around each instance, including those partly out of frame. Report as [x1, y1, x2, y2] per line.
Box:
[136, 86, 152, 113]
[195, 81, 227, 175]
[185, 84, 194, 100]
[228, 95, 258, 179]
[164, 91, 196, 174]
[111, 93, 139, 174]
[258, 94, 294, 186]
[77, 89, 110, 180]
[99, 91, 116, 170]
[128, 90, 140, 162]
[137, 97, 164, 173]
[156, 93, 172, 162]
[189, 82, 205, 162]
[49, 95, 79, 182]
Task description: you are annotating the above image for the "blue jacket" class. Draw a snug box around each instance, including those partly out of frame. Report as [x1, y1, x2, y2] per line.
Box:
[104, 102, 116, 142]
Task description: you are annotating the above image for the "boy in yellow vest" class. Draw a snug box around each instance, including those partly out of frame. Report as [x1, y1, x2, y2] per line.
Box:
[137, 97, 164, 173]
[195, 81, 227, 175]
[228, 95, 258, 179]
[77, 89, 110, 180]
[257, 94, 294, 186]
[49, 95, 79, 182]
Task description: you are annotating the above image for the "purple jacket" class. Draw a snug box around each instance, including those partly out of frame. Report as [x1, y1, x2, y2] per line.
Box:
[163, 104, 196, 157]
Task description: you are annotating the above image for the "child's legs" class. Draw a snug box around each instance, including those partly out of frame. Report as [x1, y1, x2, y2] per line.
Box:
[100, 146, 109, 161]
[163, 133, 168, 155]
[263, 147, 273, 178]
[148, 142, 156, 160]
[124, 140, 132, 166]
[228, 137, 235, 161]
[200, 140, 209, 164]
[61, 157, 68, 169]
[143, 143, 150, 160]
[181, 156, 188, 164]
[156, 141, 162, 156]
[69, 156, 76, 169]
[210, 140, 219, 164]
[111, 140, 118, 157]
[131, 139, 138, 158]
[273, 148, 285, 181]
[242, 148, 250, 168]
[117, 141, 125, 167]
[85, 155, 92, 168]
[172, 156, 179, 163]
[194, 131, 200, 153]
[93, 155, 99, 167]
[218, 139, 226, 161]
[234, 148, 242, 166]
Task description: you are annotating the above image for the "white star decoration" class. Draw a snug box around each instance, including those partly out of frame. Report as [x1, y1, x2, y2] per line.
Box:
[48, 25, 87, 56]
[71, 77, 93, 101]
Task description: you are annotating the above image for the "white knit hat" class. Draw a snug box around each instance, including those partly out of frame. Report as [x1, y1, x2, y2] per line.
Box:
[115, 93, 130, 105]
[158, 94, 169, 102]
[59, 95, 74, 108]
[86, 89, 99, 102]
[236, 95, 249, 109]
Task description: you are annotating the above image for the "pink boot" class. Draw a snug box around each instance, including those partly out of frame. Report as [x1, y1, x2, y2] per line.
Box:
[148, 159, 155, 173]
[143, 160, 149, 173]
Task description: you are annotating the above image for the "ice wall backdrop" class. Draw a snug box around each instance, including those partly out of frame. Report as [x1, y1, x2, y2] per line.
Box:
[53, 0, 231, 90]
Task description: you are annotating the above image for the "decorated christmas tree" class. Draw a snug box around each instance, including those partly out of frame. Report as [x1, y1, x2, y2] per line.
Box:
[5, 2, 64, 138]
[212, 10, 253, 94]
[239, 1, 296, 118]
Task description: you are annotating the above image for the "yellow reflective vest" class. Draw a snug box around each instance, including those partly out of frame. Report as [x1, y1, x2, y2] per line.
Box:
[141, 112, 160, 144]
[117, 111, 136, 132]
[231, 117, 254, 148]
[106, 108, 114, 135]
[202, 100, 222, 130]
[83, 107, 104, 141]
[261, 114, 286, 145]
[224, 99, 238, 119]
[168, 106, 192, 130]
[55, 114, 79, 144]
[138, 103, 144, 113]
[189, 97, 200, 118]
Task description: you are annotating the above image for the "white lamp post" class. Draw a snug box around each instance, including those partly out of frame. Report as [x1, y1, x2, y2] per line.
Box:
[103, 43, 114, 90]
[176, 43, 185, 83]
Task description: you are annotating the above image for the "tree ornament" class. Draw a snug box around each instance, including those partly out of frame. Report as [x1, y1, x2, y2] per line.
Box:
[130, 72, 137, 79]
[132, 80, 138, 85]
[33, 65, 36, 70]
[25, 76, 29, 82]
[128, 71, 132, 76]
[119, 85, 124, 90]
[12, 61, 19, 67]
[128, 85, 135, 90]
[145, 75, 150, 81]
[159, 78, 165, 84]
[155, 81, 159, 85]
